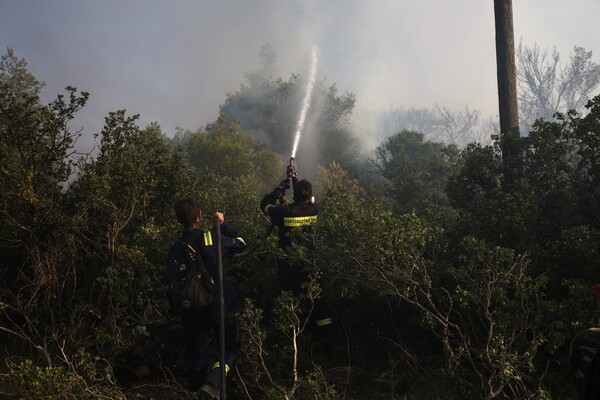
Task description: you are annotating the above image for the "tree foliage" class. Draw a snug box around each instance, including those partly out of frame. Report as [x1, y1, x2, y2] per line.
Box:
[376, 104, 486, 147]
[188, 113, 282, 189]
[0, 48, 91, 366]
[220, 46, 359, 178]
[3, 47, 600, 400]
[371, 130, 462, 212]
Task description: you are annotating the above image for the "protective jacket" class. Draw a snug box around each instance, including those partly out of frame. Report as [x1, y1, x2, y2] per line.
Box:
[261, 184, 335, 332]
[177, 221, 246, 316]
[260, 185, 318, 293]
[176, 221, 246, 392]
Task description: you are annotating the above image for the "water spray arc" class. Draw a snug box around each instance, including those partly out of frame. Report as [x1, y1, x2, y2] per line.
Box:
[291, 45, 318, 159]
[236, 47, 319, 261]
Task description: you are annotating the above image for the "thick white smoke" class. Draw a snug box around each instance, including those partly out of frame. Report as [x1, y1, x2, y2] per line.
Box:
[291, 45, 318, 158]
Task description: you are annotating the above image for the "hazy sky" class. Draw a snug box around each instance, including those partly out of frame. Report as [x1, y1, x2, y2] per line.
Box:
[2, 0, 599, 152]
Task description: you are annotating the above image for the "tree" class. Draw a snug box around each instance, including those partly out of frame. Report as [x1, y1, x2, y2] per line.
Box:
[370, 130, 462, 213]
[520, 96, 600, 280]
[0, 48, 89, 195]
[315, 163, 551, 398]
[448, 95, 600, 257]
[0, 48, 90, 361]
[518, 43, 600, 134]
[443, 98, 600, 397]
[0, 47, 44, 98]
[187, 113, 282, 189]
[308, 83, 359, 172]
[375, 104, 485, 147]
[219, 47, 358, 179]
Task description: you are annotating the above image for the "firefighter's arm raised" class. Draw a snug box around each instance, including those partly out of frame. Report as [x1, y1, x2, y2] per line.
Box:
[209, 212, 247, 260]
[260, 179, 290, 215]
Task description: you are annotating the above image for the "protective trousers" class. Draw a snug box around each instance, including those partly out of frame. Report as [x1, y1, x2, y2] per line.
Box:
[182, 307, 239, 392]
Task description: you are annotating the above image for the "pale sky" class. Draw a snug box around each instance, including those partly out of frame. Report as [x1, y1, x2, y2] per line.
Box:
[1, 0, 599, 152]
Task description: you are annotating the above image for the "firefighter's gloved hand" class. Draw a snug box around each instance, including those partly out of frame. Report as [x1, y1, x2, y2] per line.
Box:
[261, 179, 290, 212]
[277, 179, 290, 191]
[286, 163, 296, 179]
[260, 193, 278, 214]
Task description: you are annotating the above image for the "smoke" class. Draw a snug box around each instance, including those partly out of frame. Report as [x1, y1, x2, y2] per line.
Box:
[2, 0, 599, 159]
[291, 45, 318, 158]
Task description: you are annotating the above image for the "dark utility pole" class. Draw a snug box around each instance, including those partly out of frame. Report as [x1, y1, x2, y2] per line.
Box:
[494, 0, 521, 180]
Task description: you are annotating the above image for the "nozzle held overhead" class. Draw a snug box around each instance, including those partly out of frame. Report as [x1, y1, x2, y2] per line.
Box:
[286, 157, 296, 180]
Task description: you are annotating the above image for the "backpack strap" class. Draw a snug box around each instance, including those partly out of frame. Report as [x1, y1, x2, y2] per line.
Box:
[177, 230, 203, 275]
[178, 230, 207, 277]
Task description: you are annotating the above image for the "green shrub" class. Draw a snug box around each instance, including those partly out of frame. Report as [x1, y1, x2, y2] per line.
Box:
[0, 349, 124, 399]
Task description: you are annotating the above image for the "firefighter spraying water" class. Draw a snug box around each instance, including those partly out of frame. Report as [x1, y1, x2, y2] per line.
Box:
[260, 156, 334, 334]
[242, 46, 318, 256]
[255, 44, 335, 381]
[257, 44, 333, 333]
[164, 48, 319, 395]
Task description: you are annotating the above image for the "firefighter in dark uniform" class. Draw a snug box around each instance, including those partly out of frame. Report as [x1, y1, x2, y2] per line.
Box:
[260, 162, 334, 330]
[171, 198, 246, 399]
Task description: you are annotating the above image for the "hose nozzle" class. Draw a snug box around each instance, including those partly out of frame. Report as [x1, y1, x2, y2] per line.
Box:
[286, 157, 296, 180]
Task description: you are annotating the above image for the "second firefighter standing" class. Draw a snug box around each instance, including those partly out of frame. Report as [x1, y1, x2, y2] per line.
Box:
[260, 159, 334, 329]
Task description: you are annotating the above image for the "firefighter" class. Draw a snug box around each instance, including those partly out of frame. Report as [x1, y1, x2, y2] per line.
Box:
[171, 198, 246, 399]
[260, 161, 334, 330]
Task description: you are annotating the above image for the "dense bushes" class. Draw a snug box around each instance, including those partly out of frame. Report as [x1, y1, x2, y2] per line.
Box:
[2, 49, 599, 399]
